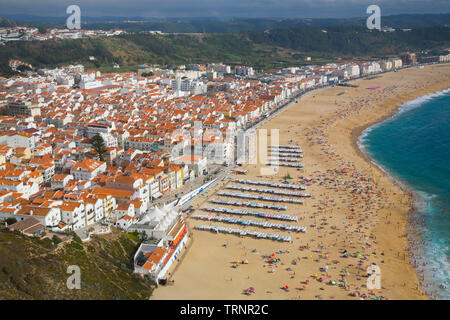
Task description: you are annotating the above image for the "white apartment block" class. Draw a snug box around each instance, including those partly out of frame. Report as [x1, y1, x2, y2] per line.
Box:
[71, 159, 106, 181]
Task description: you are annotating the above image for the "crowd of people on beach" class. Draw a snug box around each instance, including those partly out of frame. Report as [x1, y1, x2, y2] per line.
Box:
[169, 69, 450, 300]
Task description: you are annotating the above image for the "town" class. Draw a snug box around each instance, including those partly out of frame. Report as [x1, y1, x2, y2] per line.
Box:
[0, 26, 126, 43]
[1, 50, 449, 284]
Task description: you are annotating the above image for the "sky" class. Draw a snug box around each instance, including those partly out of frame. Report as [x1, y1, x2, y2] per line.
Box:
[1, 0, 450, 18]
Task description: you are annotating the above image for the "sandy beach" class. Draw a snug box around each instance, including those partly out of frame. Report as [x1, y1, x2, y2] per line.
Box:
[152, 64, 450, 300]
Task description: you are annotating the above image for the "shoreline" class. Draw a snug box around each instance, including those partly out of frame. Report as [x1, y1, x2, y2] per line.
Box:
[261, 67, 450, 300]
[352, 86, 450, 300]
[151, 64, 450, 300]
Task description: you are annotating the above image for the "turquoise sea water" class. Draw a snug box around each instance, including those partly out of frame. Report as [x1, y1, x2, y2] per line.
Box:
[360, 88, 450, 299]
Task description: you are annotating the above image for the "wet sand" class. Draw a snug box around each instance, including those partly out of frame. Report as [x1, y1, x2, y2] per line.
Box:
[152, 64, 450, 300]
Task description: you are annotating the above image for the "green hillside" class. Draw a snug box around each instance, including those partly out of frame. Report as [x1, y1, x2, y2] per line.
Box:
[1, 26, 449, 76]
[0, 228, 155, 299]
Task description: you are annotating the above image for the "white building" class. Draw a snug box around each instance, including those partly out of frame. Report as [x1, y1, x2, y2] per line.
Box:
[82, 196, 105, 224]
[86, 122, 115, 139]
[133, 213, 188, 283]
[345, 64, 360, 78]
[379, 60, 393, 72]
[145, 175, 162, 200]
[175, 155, 207, 176]
[50, 174, 74, 189]
[130, 204, 178, 240]
[8, 101, 41, 117]
[212, 64, 231, 74]
[59, 201, 86, 230]
[13, 206, 61, 228]
[71, 159, 106, 181]
[0, 132, 39, 149]
[79, 79, 102, 89]
[235, 66, 255, 77]
[0, 179, 40, 198]
[105, 174, 150, 209]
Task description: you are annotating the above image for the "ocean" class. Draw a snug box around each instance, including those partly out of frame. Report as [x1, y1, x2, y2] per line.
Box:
[359, 88, 450, 300]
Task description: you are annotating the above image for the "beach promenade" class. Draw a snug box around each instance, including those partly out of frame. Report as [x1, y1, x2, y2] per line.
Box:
[151, 64, 450, 300]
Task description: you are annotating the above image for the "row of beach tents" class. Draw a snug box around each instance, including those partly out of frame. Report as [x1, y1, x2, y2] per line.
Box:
[269, 152, 304, 158]
[269, 145, 301, 150]
[195, 225, 292, 242]
[202, 205, 297, 221]
[218, 191, 304, 204]
[210, 198, 287, 210]
[226, 185, 310, 197]
[268, 162, 304, 168]
[235, 179, 306, 190]
[192, 214, 306, 232]
[269, 145, 302, 151]
[268, 157, 301, 162]
[269, 148, 303, 154]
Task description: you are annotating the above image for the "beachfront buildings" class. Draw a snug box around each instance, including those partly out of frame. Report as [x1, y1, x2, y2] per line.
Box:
[379, 60, 391, 72]
[393, 59, 401, 69]
[132, 205, 188, 283]
[174, 155, 207, 177]
[359, 62, 382, 76]
[419, 54, 450, 64]
[400, 52, 418, 65]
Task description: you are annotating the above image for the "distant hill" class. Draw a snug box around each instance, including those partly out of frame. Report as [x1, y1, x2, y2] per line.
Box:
[1, 25, 449, 77]
[1, 13, 450, 33]
[243, 26, 450, 55]
[0, 17, 17, 27]
[0, 229, 155, 299]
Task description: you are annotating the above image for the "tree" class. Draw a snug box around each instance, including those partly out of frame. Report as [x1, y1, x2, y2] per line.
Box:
[17, 64, 32, 73]
[5, 218, 17, 225]
[91, 133, 107, 162]
[52, 235, 62, 245]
